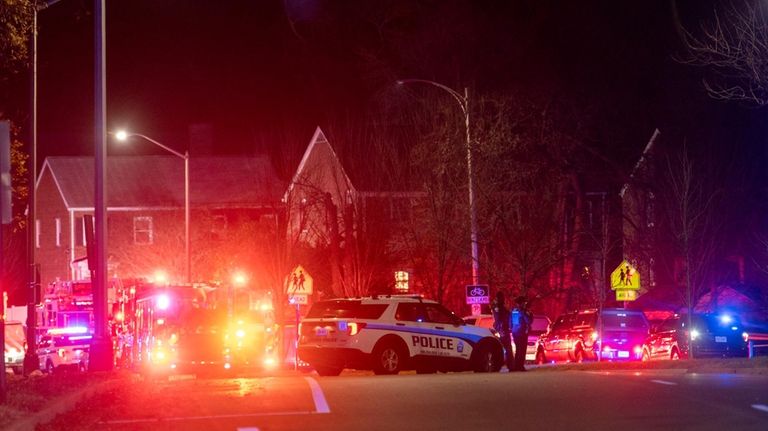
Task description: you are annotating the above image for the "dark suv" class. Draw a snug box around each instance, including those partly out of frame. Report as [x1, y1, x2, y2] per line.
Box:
[535, 308, 649, 363]
[642, 313, 749, 360]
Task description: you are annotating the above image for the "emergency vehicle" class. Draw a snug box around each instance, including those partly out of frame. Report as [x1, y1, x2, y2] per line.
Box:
[298, 295, 504, 376]
[37, 326, 91, 373]
[133, 283, 278, 375]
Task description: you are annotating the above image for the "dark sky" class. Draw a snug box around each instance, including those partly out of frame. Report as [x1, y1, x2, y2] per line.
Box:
[34, 0, 768, 176]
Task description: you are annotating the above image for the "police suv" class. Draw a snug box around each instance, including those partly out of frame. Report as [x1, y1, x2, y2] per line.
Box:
[298, 295, 504, 376]
[37, 328, 91, 373]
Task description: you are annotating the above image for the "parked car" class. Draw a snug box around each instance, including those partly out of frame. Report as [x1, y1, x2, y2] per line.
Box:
[642, 313, 749, 360]
[4, 321, 26, 375]
[299, 296, 504, 375]
[465, 313, 550, 363]
[536, 308, 649, 363]
[37, 328, 91, 373]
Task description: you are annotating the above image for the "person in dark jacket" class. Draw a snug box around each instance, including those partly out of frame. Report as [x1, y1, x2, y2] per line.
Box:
[491, 291, 513, 370]
[510, 296, 533, 371]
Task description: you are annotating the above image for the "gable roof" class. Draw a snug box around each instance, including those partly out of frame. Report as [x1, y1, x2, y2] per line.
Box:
[284, 127, 355, 201]
[40, 156, 284, 209]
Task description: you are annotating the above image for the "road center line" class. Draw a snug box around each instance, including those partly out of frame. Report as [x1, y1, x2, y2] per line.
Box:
[650, 379, 677, 386]
[752, 404, 768, 414]
[305, 376, 331, 413]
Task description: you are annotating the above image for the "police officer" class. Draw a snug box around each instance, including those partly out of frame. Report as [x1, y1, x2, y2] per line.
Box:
[510, 296, 533, 372]
[491, 291, 513, 370]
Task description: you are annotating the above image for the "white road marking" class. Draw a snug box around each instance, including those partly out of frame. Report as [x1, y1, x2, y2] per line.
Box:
[305, 376, 331, 413]
[237, 428, 260, 431]
[651, 379, 677, 386]
[752, 404, 768, 414]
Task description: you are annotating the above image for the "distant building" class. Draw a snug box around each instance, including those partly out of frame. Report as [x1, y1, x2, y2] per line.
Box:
[35, 156, 284, 287]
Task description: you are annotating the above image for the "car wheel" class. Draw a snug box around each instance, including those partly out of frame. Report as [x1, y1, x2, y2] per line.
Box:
[573, 346, 584, 363]
[642, 349, 650, 362]
[314, 365, 343, 376]
[473, 342, 502, 373]
[535, 349, 546, 365]
[670, 348, 680, 361]
[372, 341, 406, 375]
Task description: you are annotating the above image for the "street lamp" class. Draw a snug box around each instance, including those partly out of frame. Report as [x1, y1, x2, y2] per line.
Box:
[113, 131, 190, 284]
[396, 79, 480, 286]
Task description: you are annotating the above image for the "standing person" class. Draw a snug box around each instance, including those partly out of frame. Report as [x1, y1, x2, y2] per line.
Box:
[510, 296, 533, 372]
[491, 291, 513, 370]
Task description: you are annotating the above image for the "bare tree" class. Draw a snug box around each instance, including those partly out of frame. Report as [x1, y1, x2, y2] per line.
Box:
[675, 0, 768, 105]
[661, 144, 723, 357]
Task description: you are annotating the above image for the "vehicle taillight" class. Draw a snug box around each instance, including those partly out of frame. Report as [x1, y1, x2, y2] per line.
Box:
[336, 320, 365, 335]
[57, 348, 66, 358]
[347, 322, 366, 336]
[591, 331, 599, 341]
[633, 346, 643, 356]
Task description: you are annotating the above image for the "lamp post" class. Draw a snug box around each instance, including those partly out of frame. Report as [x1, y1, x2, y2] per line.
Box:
[114, 131, 190, 284]
[397, 79, 480, 286]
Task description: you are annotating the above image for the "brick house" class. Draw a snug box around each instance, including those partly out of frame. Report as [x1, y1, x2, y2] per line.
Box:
[35, 156, 284, 287]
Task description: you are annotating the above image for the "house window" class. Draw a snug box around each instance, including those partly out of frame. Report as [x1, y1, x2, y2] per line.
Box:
[211, 215, 227, 240]
[55, 218, 62, 247]
[133, 216, 153, 245]
[35, 219, 41, 248]
[395, 271, 409, 293]
[75, 216, 87, 246]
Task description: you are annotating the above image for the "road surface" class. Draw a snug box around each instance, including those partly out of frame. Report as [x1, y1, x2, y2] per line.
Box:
[38, 369, 768, 430]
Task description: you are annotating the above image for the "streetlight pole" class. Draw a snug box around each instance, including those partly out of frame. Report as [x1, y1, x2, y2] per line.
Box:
[397, 79, 480, 286]
[24, 0, 64, 376]
[113, 132, 190, 284]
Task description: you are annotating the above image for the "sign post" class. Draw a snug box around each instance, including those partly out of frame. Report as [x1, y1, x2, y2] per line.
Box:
[286, 265, 313, 370]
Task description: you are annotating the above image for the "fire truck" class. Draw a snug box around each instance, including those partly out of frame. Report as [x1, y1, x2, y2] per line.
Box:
[131, 282, 278, 375]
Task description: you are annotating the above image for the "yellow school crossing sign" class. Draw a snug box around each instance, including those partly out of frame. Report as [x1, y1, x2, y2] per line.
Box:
[611, 260, 640, 301]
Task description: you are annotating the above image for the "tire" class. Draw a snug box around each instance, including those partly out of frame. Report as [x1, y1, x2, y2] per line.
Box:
[573, 346, 584, 363]
[535, 349, 546, 365]
[473, 342, 502, 373]
[670, 348, 680, 361]
[372, 341, 406, 375]
[314, 365, 343, 377]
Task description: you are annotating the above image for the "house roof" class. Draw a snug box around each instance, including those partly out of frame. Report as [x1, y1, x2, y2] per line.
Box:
[40, 156, 285, 209]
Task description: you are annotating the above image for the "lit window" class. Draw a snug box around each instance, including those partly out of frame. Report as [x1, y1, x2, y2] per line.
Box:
[133, 216, 153, 245]
[395, 271, 409, 293]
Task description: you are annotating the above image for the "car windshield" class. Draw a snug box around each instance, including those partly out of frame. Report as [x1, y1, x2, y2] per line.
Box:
[691, 314, 743, 332]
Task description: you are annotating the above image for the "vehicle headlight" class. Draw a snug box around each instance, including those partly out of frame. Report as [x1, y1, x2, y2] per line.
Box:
[690, 329, 700, 341]
[742, 332, 749, 342]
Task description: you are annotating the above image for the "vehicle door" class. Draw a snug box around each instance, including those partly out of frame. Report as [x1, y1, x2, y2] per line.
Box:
[542, 314, 573, 361]
[422, 303, 471, 363]
[652, 318, 677, 359]
[394, 302, 432, 359]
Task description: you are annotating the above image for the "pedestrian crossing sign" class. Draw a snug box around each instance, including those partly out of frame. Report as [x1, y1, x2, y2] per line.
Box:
[611, 260, 640, 291]
[286, 265, 313, 294]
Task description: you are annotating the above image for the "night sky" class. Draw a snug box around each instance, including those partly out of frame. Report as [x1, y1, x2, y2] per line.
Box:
[33, 0, 768, 177]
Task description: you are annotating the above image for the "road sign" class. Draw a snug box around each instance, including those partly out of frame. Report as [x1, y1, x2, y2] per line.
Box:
[286, 265, 313, 295]
[465, 284, 490, 304]
[610, 260, 640, 291]
[615, 289, 638, 302]
[470, 303, 482, 316]
[288, 294, 308, 305]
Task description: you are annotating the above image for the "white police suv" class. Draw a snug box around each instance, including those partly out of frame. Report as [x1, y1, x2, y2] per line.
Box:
[37, 327, 91, 373]
[298, 295, 504, 376]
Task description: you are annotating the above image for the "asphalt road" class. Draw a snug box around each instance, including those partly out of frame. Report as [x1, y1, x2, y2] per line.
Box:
[39, 369, 768, 431]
